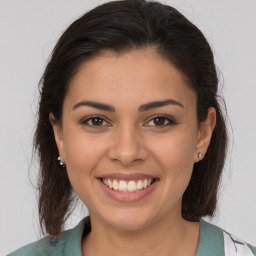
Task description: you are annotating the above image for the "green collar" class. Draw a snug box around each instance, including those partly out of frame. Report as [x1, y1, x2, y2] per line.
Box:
[62, 217, 225, 256]
[64, 217, 90, 256]
[196, 219, 224, 256]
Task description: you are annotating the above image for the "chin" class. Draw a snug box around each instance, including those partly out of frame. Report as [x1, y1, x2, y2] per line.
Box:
[96, 208, 158, 231]
[108, 218, 152, 231]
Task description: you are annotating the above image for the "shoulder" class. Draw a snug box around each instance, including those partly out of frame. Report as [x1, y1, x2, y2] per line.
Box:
[223, 230, 256, 256]
[198, 219, 256, 256]
[7, 229, 72, 256]
[7, 217, 89, 256]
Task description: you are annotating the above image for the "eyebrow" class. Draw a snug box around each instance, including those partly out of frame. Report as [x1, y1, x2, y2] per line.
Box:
[72, 99, 184, 112]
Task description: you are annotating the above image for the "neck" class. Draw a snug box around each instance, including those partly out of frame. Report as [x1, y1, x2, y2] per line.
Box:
[81, 213, 200, 256]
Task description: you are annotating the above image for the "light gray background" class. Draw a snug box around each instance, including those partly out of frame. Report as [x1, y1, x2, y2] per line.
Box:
[1, 0, 255, 255]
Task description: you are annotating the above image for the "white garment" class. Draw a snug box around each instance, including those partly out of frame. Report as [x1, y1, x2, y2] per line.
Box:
[224, 231, 255, 256]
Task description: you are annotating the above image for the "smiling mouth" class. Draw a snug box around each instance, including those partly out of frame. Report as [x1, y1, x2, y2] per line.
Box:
[98, 178, 158, 193]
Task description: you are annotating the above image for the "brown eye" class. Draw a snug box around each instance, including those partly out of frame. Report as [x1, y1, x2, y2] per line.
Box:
[81, 116, 109, 128]
[146, 115, 176, 128]
[91, 117, 104, 126]
[154, 117, 166, 126]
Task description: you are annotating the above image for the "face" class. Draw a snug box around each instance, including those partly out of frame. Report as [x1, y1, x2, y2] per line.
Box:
[51, 47, 215, 231]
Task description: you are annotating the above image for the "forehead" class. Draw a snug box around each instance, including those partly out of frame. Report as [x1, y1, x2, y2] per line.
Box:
[66, 47, 196, 112]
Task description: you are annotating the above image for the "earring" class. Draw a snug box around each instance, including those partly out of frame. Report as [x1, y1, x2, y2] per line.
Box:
[198, 152, 204, 161]
[57, 156, 66, 167]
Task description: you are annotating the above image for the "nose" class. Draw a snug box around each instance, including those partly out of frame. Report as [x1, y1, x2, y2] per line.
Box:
[107, 123, 148, 166]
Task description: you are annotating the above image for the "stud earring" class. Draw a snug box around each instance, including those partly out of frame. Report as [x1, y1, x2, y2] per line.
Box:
[198, 152, 204, 161]
[57, 156, 66, 167]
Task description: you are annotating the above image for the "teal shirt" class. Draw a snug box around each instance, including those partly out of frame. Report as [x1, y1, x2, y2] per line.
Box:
[8, 217, 256, 256]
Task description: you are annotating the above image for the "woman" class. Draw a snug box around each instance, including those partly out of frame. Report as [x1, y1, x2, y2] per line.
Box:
[8, 0, 256, 255]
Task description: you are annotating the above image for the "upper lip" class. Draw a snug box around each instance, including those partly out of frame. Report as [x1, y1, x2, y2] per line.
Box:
[98, 173, 158, 181]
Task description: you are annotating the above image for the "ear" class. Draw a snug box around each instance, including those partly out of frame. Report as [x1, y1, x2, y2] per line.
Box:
[49, 113, 65, 158]
[194, 107, 216, 162]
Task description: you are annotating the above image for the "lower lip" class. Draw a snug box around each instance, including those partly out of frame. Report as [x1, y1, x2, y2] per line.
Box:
[98, 179, 159, 202]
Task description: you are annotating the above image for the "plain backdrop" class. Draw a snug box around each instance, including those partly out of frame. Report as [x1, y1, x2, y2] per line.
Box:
[1, 0, 256, 255]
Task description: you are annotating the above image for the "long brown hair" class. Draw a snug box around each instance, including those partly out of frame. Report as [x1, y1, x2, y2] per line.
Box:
[34, 0, 228, 236]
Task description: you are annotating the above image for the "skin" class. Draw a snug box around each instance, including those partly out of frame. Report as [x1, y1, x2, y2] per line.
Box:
[50, 47, 216, 256]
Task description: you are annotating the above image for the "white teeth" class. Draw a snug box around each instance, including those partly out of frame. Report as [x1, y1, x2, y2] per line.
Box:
[113, 180, 119, 190]
[127, 181, 136, 192]
[108, 178, 113, 189]
[137, 180, 142, 190]
[119, 180, 128, 191]
[142, 179, 148, 188]
[102, 178, 155, 192]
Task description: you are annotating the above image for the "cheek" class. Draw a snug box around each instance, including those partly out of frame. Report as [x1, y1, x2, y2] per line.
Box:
[155, 126, 196, 164]
[62, 130, 106, 194]
[151, 126, 197, 190]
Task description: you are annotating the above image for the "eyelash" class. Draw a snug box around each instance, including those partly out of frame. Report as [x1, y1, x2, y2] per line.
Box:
[81, 115, 176, 129]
